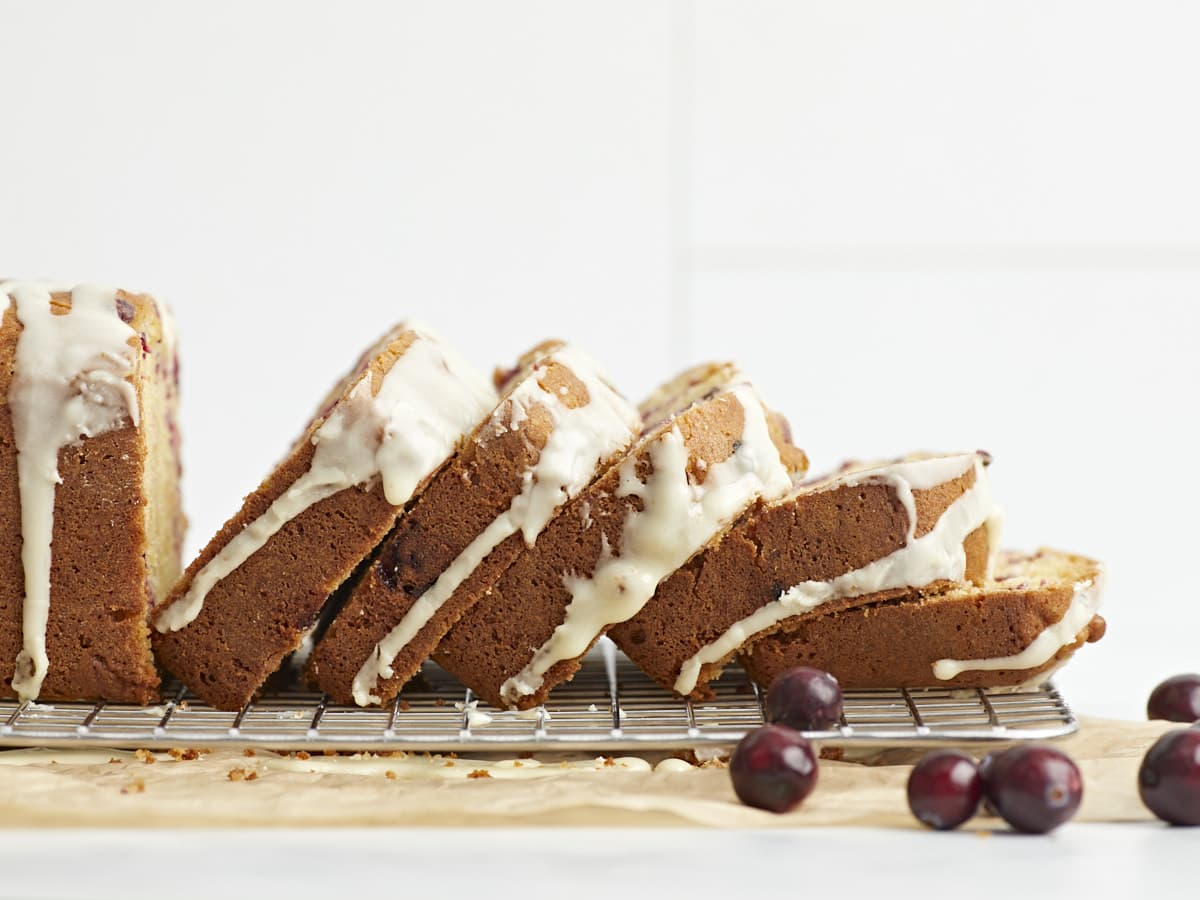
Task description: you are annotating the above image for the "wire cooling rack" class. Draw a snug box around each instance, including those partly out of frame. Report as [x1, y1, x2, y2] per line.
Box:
[0, 644, 1076, 752]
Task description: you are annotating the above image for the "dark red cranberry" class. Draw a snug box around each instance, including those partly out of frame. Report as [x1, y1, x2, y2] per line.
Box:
[906, 750, 982, 830]
[978, 751, 1001, 816]
[1139, 728, 1200, 826]
[729, 725, 818, 813]
[1147, 674, 1200, 724]
[983, 744, 1083, 834]
[764, 667, 843, 731]
[115, 297, 135, 323]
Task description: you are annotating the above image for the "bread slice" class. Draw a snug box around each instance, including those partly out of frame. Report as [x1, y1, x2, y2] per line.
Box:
[432, 363, 807, 709]
[153, 324, 495, 710]
[307, 341, 641, 706]
[741, 548, 1105, 689]
[0, 282, 183, 703]
[610, 452, 999, 699]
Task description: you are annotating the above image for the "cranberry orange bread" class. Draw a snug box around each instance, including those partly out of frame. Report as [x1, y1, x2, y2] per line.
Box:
[153, 324, 495, 710]
[741, 548, 1105, 689]
[610, 452, 999, 699]
[0, 282, 183, 703]
[433, 363, 807, 709]
[308, 342, 641, 707]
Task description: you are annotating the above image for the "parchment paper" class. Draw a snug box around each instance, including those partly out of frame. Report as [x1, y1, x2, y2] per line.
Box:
[0, 718, 1178, 828]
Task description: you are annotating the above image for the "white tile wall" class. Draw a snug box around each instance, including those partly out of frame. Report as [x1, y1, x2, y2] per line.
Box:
[1, 2, 1196, 717]
[688, 1, 1200, 249]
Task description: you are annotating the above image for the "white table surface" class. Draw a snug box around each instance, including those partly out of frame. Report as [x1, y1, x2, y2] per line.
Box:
[0, 824, 1193, 899]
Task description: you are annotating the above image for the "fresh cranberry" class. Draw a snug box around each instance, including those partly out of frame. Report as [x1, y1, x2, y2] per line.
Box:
[1139, 728, 1200, 826]
[729, 725, 818, 813]
[764, 667, 843, 731]
[1147, 674, 1200, 724]
[982, 745, 1083, 833]
[978, 751, 1001, 816]
[906, 750, 982, 830]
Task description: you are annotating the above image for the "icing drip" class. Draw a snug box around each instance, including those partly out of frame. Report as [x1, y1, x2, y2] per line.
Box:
[4, 282, 141, 701]
[673, 454, 999, 696]
[156, 328, 494, 633]
[351, 346, 639, 705]
[499, 384, 792, 706]
[454, 699, 494, 728]
[932, 571, 1105, 680]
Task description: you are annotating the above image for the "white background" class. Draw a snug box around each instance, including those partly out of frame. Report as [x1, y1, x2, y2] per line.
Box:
[1, 2, 1197, 892]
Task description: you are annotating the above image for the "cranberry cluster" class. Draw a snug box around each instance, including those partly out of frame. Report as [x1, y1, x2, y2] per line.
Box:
[908, 744, 1082, 833]
[727, 667, 844, 812]
[728, 669, 1200, 829]
[1141, 673, 1200, 826]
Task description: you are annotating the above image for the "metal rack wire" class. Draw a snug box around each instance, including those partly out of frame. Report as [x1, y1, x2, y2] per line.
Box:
[0, 645, 1076, 752]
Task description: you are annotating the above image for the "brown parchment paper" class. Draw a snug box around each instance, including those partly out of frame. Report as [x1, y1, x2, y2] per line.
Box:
[0, 718, 1178, 828]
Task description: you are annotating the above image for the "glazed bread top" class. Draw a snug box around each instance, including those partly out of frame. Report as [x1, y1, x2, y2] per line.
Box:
[155, 323, 495, 634]
[0, 281, 180, 702]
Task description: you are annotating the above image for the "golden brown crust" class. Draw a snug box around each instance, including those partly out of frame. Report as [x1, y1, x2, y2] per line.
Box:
[0, 290, 173, 703]
[433, 381, 799, 710]
[609, 458, 989, 699]
[306, 345, 630, 706]
[638, 362, 737, 427]
[152, 328, 443, 711]
[740, 549, 1105, 689]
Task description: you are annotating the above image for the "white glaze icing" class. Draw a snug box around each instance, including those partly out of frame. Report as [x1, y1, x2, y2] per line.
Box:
[514, 705, 552, 721]
[983, 507, 1006, 581]
[454, 699, 494, 728]
[673, 454, 998, 696]
[931, 570, 1104, 680]
[864, 454, 977, 491]
[982, 658, 1071, 693]
[351, 346, 639, 705]
[500, 383, 791, 706]
[157, 327, 495, 633]
[653, 758, 697, 773]
[3, 282, 141, 701]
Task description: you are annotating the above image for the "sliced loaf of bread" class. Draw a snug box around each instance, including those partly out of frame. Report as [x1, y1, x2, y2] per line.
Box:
[432, 363, 807, 709]
[741, 548, 1105, 689]
[609, 452, 999, 698]
[0, 282, 183, 703]
[153, 324, 494, 710]
[308, 341, 640, 706]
